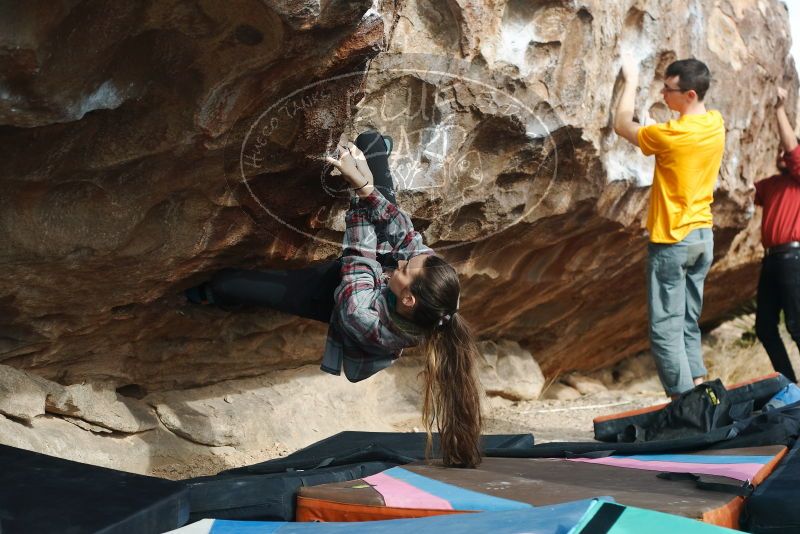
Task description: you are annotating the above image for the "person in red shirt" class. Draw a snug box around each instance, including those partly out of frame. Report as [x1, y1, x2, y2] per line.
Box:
[754, 87, 800, 383]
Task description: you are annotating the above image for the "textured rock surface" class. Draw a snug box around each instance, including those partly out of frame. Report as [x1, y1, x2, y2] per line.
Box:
[477, 339, 545, 400]
[0, 0, 797, 471]
[148, 362, 422, 448]
[541, 382, 582, 401]
[0, 362, 423, 476]
[562, 373, 608, 396]
[46, 382, 158, 433]
[0, 0, 383, 392]
[0, 365, 47, 420]
[1, 0, 795, 389]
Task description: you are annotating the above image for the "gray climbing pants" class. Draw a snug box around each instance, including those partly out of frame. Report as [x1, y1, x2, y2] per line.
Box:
[647, 227, 714, 395]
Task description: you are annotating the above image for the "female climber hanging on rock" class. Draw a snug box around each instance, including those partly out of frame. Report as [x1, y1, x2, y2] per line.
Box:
[186, 131, 483, 468]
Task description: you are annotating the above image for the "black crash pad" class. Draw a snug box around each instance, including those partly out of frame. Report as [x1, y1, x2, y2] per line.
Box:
[220, 431, 535, 476]
[743, 436, 800, 533]
[186, 432, 534, 521]
[0, 444, 189, 534]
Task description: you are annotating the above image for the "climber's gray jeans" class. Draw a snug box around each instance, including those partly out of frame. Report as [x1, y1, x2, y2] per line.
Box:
[647, 228, 714, 396]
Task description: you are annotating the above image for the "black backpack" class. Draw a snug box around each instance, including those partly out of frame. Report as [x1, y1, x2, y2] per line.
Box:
[622, 379, 743, 442]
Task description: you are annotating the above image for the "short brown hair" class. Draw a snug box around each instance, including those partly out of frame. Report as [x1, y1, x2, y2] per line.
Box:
[666, 59, 711, 100]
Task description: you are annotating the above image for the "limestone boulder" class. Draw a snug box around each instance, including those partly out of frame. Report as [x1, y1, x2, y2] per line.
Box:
[0, 0, 795, 393]
[63, 416, 114, 434]
[478, 340, 545, 400]
[46, 382, 158, 433]
[562, 373, 608, 396]
[0, 0, 797, 475]
[0, 363, 424, 478]
[0, 365, 47, 421]
[0, 0, 384, 391]
[541, 382, 582, 401]
[148, 363, 422, 448]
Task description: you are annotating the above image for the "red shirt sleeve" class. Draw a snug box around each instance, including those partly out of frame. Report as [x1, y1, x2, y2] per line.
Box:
[754, 179, 764, 206]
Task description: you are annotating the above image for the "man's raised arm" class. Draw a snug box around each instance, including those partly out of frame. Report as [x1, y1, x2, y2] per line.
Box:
[614, 55, 642, 148]
[776, 87, 798, 153]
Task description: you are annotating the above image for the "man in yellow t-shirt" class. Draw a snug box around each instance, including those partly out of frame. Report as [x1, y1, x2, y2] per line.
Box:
[614, 57, 726, 398]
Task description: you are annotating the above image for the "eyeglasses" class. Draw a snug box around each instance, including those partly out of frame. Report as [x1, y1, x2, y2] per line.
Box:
[661, 84, 686, 93]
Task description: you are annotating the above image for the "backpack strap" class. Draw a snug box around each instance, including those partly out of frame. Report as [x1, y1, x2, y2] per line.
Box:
[656, 471, 754, 497]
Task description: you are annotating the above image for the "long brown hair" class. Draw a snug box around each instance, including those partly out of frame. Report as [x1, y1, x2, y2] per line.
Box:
[410, 255, 482, 468]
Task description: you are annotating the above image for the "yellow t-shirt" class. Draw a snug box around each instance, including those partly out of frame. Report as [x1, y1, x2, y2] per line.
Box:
[637, 110, 725, 243]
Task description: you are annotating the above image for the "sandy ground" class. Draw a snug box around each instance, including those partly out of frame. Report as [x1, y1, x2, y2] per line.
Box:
[152, 313, 798, 480]
[151, 392, 666, 480]
[150, 377, 667, 480]
[481, 313, 799, 444]
[481, 392, 665, 442]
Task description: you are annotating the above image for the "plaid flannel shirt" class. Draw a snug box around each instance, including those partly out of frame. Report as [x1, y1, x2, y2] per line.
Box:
[321, 189, 433, 382]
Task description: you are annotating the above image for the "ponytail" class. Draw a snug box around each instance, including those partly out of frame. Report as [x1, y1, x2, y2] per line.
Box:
[412, 255, 483, 468]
